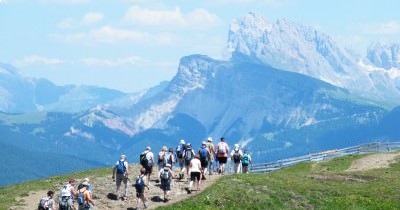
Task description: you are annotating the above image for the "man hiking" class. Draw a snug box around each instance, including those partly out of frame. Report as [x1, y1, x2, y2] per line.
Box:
[215, 137, 229, 175]
[198, 141, 211, 179]
[159, 163, 173, 202]
[206, 137, 215, 175]
[134, 168, 150, 210]
[181, 143, 195, 178]
[230, 144, 243, 174]
[157, 146, 168, 174]
[163, 147, 176, 169]
[112, 154, 129, 200]
[140, 146, 154, 186]
[176, 139, 186, 173]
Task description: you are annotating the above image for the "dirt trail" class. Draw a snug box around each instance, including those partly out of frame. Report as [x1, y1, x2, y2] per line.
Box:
[9, 164, 220, 210]
[346, 152, 400, 172]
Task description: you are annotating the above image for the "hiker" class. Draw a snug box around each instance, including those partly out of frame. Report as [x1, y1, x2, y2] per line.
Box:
[134, 168, 149, 210]
[37, 190, 55, 210]
[112, 154, 129, 200]
[176, 139, 186, 171]
[198, 141, 211, 179]
[163, 147, 176, 169]
[59, 179, 77, 210]
[242, 149, 252, 174]
[230, 144, 243, 174]
[77, 181, 95, 210]
[140, 146, 154, 186]
[188, 154, 202, 193]
[215, 137, 229, 175]
[159, 163, 174, 201]
[206, 137, 215, 175]
[157, 146, 168, 173]
[78, 178, 93, 198]
[181, 143, 195, 178]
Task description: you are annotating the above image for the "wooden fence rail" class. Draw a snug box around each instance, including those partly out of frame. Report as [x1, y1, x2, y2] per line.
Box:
[250, 141, 400, 173]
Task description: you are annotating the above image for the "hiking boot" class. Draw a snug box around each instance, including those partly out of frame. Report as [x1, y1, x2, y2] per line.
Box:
[202, 176, 206, 180]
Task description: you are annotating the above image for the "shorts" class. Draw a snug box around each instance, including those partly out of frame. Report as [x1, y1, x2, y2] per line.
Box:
[160, 179, 171, 191]
[200, 159, 208, 168]
[144, 165, 153, 175]
[190, 172, 201, 182]
[218, 157, 227, 164]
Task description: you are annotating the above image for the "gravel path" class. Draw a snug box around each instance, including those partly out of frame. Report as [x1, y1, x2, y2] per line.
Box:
[346, 152, 400, 172]
[9, 164, 221, 210]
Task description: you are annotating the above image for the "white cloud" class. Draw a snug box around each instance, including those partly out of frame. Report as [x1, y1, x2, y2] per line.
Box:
[82, 12, 104, 25]
[52, 26, 173, 45]
[57, 18, 74, 29]
[81, 56, 145, 66]
[39, 0, 90, 4]
[123, 6, 221, 29]
[15, 55, 64, 65]
[362, 21, 400, 34]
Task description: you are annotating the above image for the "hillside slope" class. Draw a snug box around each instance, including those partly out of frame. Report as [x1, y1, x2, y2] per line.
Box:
[3, 152, 400, 210]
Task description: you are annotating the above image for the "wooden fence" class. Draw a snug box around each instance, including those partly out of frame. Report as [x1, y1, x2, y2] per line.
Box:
[250, 141, 400, 173]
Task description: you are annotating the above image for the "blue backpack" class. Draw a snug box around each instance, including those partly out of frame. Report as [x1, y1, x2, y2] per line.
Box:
[77, 190, 86, 206]
[116, 160, 126, 174]
[135, 175, 145, 192]
[242, 154, 249, 166]
[199, 148, 208, 160]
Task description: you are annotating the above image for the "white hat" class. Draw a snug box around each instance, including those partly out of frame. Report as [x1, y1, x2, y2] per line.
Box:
[84, 177, 90, 182]
[180, 139, 185, 144]
[166, 163, 171, 168]
[207, 137, 213, 142]
[82, 181, 89, 186]
[202, 141, 207, 145]
[120, 154, 126, 160]
[146, 146, 151, 151]
[234, 144, 239, 148]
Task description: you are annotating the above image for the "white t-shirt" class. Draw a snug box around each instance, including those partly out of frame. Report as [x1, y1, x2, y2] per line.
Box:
[146, 151, 154, 165]
[189, 158, 202, 173]
[61, 184, 73, 197]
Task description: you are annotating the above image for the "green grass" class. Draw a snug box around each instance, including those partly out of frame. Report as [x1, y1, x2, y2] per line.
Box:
[0, 167, 110, 209]
[158, 154, 400, 210]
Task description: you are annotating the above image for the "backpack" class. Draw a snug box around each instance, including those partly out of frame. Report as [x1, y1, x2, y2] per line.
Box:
[242, 154, 249, 166]
[135, 175, 145, 192]
[163, 153, 173, 166]
[77, 190, 86, 206]
[160, 168, 170, 180]
[176, 144, 185, 158]
[38, 196, 49, 210]
[217, 143, 227, 154]
[58, 196, 69, 210]
[140, 152, 149, 167]
[233, 151, 241, 163]
[184, 149, 193, 162]
[199, 147, 208, 160]
[116, 160, 126, 174]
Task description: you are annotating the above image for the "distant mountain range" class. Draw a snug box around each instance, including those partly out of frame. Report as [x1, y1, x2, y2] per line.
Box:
[0, 63, 127, 113]
[1, 12, 400, 186]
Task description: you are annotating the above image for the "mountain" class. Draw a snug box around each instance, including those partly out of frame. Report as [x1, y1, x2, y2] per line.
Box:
[0, 63, 127, 113]
[227, 12, 400, 105]
[367, 42, 400, 69]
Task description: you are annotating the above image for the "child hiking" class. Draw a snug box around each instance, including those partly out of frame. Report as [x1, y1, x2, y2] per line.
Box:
[134, 168, 149, 210]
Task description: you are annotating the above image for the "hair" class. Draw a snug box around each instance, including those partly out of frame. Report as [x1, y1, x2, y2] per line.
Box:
[69, 179, 75, 184]
[220, 137, 225, 141]
[140, 167, 146, 174]
[194, 154, 200, 159]
[47, 190, 54, 196]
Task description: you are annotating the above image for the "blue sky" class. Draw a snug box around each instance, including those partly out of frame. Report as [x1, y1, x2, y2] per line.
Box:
[1, 0, 399, 92]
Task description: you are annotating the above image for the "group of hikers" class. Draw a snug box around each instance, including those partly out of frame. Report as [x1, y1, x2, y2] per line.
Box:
[37, 137, 252, 210]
